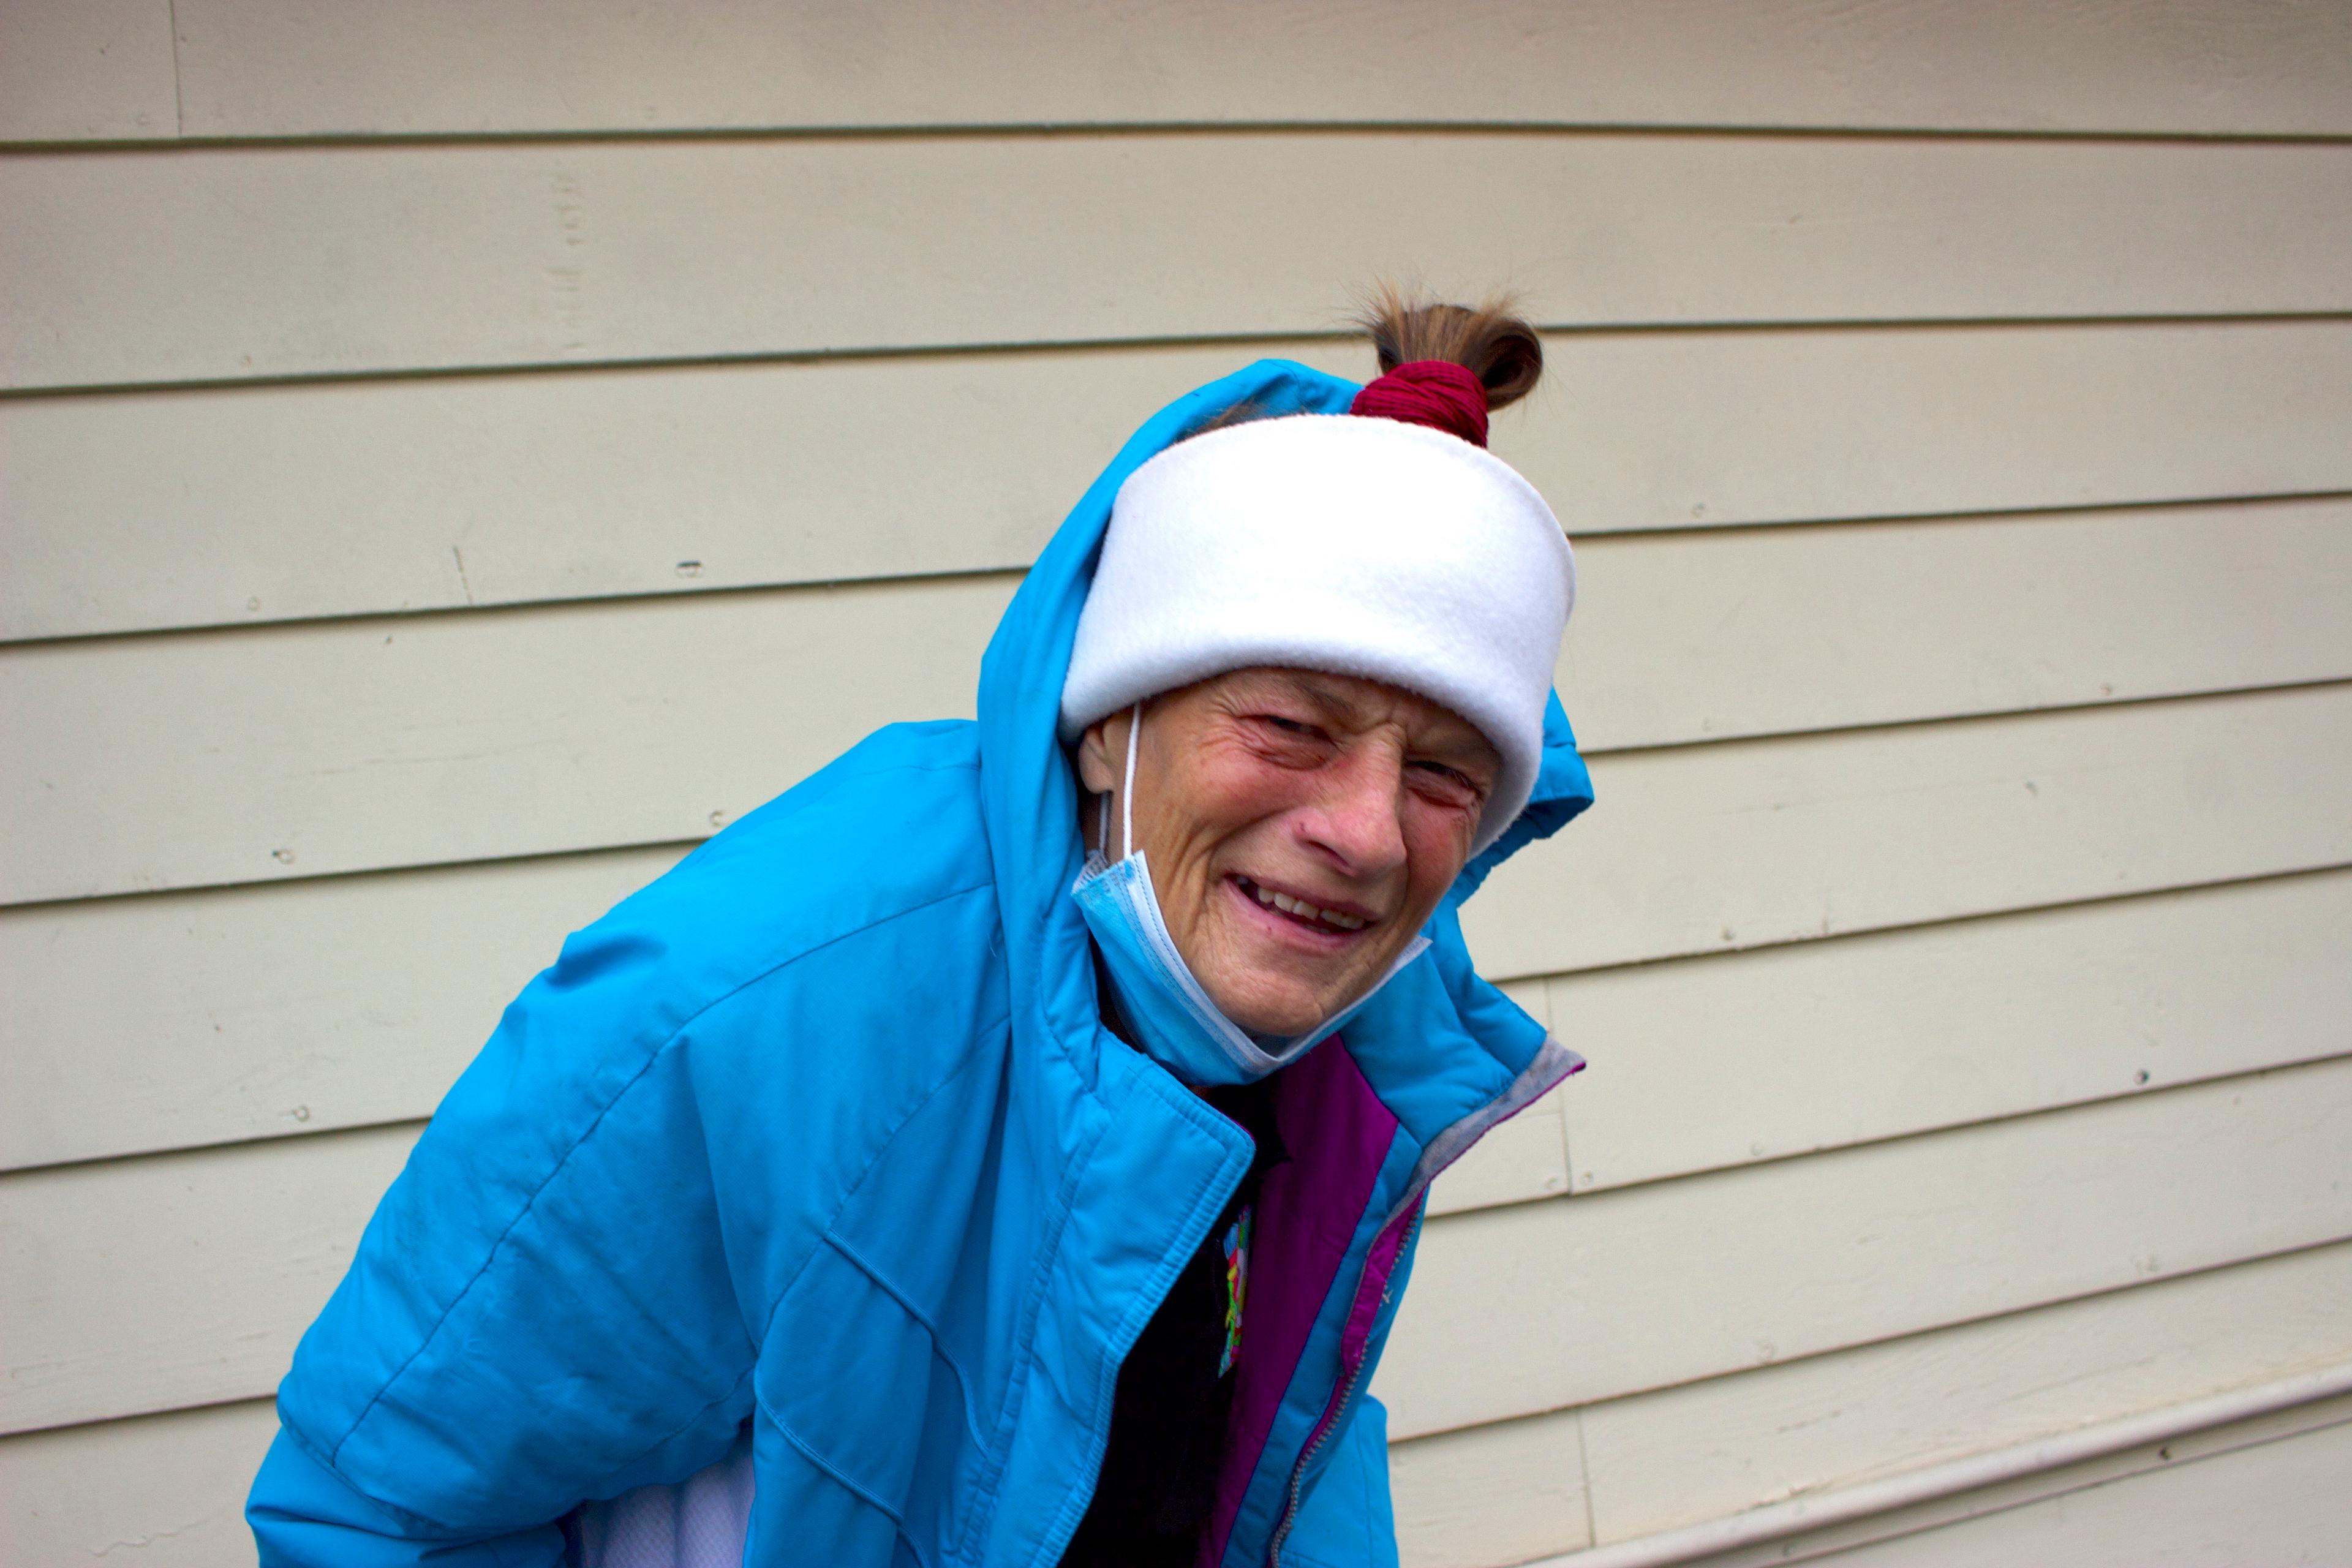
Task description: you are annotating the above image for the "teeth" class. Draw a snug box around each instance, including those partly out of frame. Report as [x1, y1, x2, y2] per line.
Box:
[1247, 880, 1368, 931]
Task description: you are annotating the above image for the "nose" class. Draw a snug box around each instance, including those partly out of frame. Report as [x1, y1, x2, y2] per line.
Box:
[1295, 744, 1410, 880]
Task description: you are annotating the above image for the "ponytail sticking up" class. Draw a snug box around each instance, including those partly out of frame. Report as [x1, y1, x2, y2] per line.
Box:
[1357, 286, 1544, 409]
[1349, 287, 1544, 448]
[1178, 287, 1544, 446]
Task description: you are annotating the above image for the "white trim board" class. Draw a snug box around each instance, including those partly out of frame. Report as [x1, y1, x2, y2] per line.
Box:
[1392, 1241, 2352, 1566]
[1538, 1385, 2352, 1568]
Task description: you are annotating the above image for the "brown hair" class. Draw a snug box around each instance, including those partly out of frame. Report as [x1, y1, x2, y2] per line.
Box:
[1355, 284, 1544, 411]
[1181, 287, 1543, 441]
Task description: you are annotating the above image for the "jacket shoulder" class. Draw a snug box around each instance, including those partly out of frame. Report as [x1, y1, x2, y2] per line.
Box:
[532, 717, 1002, 1098]
[600, 718, 994, 1002]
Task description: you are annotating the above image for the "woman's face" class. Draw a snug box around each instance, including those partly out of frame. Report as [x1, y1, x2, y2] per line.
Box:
[1077, 666, 1501, 1036]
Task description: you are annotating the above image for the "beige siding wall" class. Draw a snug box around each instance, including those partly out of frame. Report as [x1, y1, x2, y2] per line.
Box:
[4, 4, 2348, 1562]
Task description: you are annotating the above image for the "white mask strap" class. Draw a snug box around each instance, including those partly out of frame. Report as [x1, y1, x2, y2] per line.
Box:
[1121, 701, 1142, 861]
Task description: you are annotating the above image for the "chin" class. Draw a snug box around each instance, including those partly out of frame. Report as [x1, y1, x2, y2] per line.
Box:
[1212, 978, 1340, 1038]
[1239, 1009, 1324, 1039]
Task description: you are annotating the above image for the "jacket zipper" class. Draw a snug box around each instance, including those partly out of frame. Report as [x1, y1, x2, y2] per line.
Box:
[1262, 1202, 1425, 1565]
[1245, 1041, 1581, 1564]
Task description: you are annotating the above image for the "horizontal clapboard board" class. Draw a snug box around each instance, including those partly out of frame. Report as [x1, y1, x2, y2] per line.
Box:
[0, 0, 179, 143]
[1547, 869, 2352, 1191]
[7, 511, 2349, 906]
[0, 1395, 281, 1568]
[9, 323, 2352, 641]
[1462, 683, 2352, 981]
[11, 1, 2352, 142]
[7, 135, 2350, 390]
[1376, 1055, 2352, 1440]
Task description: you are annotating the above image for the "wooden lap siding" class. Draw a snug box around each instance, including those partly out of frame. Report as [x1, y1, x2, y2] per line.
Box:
[4, 4, 2350, 1563]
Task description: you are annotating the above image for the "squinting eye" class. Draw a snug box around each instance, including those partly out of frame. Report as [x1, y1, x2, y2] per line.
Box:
[1409, 761, 1483, 799]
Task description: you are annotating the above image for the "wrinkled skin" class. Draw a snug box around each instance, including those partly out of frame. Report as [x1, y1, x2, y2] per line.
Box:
[1077, 666, 1500, 1036]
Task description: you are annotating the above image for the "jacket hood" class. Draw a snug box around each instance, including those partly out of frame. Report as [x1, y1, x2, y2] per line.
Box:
[976, 358, 1594, 1112]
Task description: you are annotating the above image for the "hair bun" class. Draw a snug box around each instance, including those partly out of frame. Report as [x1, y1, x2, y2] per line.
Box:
[1357, 287, 1544, 412]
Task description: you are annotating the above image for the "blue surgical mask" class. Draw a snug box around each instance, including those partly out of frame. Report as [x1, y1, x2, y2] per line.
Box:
[1071, 704, 1430, 1086]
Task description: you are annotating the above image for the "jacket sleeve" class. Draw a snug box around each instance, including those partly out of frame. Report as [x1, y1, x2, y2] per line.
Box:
[246, 893, 790, 1566]
[250, 1424, 573, 1568]
[1281, 1393, 1401, 1568]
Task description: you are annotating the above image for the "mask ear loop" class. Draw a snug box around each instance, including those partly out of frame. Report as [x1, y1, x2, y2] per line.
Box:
[1120, 701, 1143, 861]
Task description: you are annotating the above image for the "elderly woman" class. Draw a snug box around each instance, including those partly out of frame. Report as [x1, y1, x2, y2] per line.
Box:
[248, 296, 1592, 1568]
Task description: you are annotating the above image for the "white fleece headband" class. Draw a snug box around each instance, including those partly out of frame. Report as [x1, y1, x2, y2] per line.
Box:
[1060, 412, 1575, 853]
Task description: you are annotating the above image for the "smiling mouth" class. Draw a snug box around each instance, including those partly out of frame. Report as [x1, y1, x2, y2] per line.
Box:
[1232, 875, 1373, 933]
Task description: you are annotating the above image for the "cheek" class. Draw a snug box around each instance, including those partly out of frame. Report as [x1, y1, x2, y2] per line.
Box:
[1403, 809, 1480, 898]
[1169, 757, 1313, 849]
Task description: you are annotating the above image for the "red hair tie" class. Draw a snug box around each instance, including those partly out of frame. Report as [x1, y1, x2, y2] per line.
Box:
[1348, 359, 1490, 448]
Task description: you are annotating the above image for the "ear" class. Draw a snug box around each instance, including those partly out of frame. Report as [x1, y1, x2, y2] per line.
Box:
[1076, 715, 1120, 795]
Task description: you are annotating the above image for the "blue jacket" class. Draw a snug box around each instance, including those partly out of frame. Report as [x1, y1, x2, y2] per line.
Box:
[248, 360, 1594, 1568]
